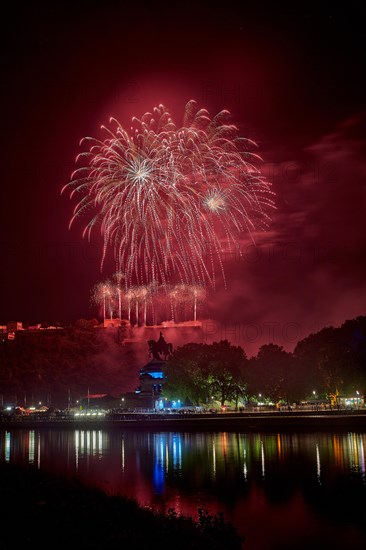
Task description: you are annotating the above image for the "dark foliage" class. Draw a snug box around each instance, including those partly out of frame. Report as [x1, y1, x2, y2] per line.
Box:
[165, 316, 366, 404]
[0, 323, 132, 406]
[0, 316, 365, 408]
[0, 463, 243, 549]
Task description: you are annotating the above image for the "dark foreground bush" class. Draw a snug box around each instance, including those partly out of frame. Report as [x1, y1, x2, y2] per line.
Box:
[0, 463, 243, 549]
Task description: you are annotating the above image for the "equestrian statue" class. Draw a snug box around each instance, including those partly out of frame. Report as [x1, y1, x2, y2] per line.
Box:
[148, 332, 173, 361]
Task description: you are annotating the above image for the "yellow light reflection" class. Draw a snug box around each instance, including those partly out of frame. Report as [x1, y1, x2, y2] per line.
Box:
[121, 436, 125, 472]
[212, 437, 216, 477]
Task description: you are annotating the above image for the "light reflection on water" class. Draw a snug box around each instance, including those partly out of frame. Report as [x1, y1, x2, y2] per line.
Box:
[1, 429, 366, 549]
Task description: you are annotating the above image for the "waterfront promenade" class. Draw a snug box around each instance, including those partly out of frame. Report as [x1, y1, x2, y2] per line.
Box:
[1, 409, 366, 431]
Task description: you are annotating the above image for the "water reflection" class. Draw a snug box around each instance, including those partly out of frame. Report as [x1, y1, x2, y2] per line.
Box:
[74, 429, 104, 467]
[4, 431, 10, 462]
[316, 443, 321, 484]
[2, 430, 366, 482]
[1, 429, 366, 549]
[28, 430, 35, 464]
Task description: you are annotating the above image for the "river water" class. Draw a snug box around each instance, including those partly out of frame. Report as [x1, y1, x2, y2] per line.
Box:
[1, 428, 366, 549]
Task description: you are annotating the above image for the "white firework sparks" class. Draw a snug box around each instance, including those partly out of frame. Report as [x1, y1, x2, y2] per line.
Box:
[63, 100, 275, 290]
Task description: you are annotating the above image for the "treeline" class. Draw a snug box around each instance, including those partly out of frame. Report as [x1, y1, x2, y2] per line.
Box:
[164, 316, 366, 406]
[0, 316, 364, 408]
[0, 321, 133, 407]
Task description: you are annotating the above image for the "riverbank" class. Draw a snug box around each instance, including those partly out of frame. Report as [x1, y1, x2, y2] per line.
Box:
[0, 462, 242, 549]
[1, 409, 366, 431]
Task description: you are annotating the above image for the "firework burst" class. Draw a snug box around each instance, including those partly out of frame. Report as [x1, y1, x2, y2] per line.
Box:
[62, 100, 275, 289]
[91, 280, 117, 320]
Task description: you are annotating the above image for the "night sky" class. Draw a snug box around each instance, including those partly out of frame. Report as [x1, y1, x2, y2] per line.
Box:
[1, 2, 365, 354]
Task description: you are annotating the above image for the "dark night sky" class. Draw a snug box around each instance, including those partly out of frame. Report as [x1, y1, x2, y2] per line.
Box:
[1, 1, 365, 354]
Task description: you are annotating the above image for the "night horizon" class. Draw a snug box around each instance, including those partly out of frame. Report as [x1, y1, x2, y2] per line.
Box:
[1, 2, 365, 357]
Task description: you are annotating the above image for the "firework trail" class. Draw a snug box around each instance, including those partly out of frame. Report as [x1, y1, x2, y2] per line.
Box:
[168, 283, 206, 322]
[91, 280, 116, 319]
[63, 100, 275, 290]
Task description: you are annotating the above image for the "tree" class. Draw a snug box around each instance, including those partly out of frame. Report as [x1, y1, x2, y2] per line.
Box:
[164, 340, 248, 407]
[207, 340, 247, 407]
[164, 343, 211, 405]
[293, 317, 366, 398]
[249, 344, 294, 404]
